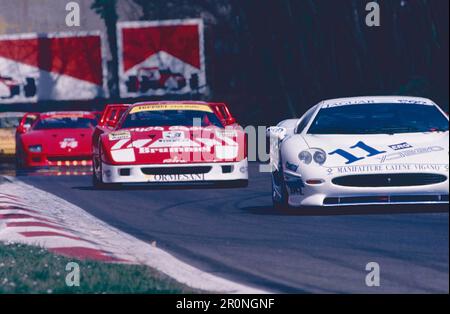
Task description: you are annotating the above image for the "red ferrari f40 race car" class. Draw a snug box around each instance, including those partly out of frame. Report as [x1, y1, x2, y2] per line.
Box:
[92, 102, 248, 188]
[15, 111, 98, 169]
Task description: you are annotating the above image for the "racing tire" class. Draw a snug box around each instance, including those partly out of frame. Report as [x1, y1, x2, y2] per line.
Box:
[15, 156, 24, 171]
[15, 148, 25, 171]
[272, 157, 290, 210]
[92, 152, 108, 189]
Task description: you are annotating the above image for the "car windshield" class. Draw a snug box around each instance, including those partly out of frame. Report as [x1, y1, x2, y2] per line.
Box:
[0, 116, 22, 129]
[122, 110, 224, 128]
[33, 117, 97, 130]
[307, 103, 449, 135]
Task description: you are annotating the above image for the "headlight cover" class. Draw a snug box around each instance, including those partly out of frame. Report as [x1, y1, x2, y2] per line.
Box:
[313, 149, 327, 165]
[298, 151, 312, 164]
[299, 149, 327, 165]
[28, 145, 42, 153]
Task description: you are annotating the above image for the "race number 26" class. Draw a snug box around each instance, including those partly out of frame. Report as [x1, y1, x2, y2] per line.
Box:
[329, 141, 386, 164]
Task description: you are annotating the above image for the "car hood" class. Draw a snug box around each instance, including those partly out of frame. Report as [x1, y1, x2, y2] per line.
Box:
[301, 132, 449, 168]
[21, 128, 93, 155]
[104, 126, 246, 164]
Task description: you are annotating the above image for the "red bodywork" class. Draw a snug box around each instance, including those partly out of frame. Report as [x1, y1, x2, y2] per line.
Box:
[16, 111, 97, 168]
[92, 102, 246, 167]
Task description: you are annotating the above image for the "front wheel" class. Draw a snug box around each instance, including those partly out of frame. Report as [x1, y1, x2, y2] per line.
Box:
[92, 153, 107, 189]
[272, 162, 290, 210]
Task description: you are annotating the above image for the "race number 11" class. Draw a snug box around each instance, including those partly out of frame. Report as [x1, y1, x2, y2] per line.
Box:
[329, 141, 386, 164]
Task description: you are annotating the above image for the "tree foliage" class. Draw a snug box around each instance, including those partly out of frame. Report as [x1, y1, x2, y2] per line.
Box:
[97, 0, 449, 124]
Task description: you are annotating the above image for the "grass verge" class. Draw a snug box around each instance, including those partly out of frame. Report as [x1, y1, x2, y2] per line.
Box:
[0, 242, 199, 294]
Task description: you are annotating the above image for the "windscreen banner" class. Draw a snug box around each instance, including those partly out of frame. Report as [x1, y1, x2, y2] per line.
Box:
[117, 19, 206, 98]
[0, 31, 107, 104]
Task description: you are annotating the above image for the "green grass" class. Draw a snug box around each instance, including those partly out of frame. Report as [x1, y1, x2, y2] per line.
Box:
[0, 242, 199, 294]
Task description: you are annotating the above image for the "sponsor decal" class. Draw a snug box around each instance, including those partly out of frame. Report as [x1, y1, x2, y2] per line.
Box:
[146, 138, 197, 149]
[378, 146, 444, 163]
[216, 130, 238, 138]
[129, 104, 213, 114]
[388, 142, 413, 151]
[322, 99, 376, 108]
[129, 127, 164, 132]
[329, 141, 386, 164]
[396, 99, 432, 105]
[146, 173, 206, 182]
[163, 156, 188, 164]
[163, 131, 184, 139]
[285, 161, 299, 172]
[60, 138, 78, 149]
[140, 146, 210, 154]
[326, 163, 449, 175]
[109, 131, 131, 141]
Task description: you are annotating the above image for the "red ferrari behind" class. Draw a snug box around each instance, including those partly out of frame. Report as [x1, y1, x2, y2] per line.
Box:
[15, 111, 98, 169]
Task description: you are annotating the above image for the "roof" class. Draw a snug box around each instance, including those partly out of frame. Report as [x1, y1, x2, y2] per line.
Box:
[132, 101, 212, 107]
[40, 111, 96, 118]
[319, 96, 436, 109]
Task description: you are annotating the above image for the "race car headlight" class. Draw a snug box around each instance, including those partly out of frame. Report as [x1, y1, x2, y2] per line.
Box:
[299, 149, 327, 165]
[298, 151, 312, 164]
[313, 149, 327, 165]
[28, 145, 42, 153]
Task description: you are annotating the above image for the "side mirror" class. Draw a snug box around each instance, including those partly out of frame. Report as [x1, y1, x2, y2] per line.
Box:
[17, 123, 31, 134]
[266, 126, 287, 140]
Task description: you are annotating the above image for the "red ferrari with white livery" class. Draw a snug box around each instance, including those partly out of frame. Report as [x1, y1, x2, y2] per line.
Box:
[92, 102, 248, 188]
[15, 111, 98, 169]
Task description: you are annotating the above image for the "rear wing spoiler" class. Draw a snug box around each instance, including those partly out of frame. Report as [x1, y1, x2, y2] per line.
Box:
[98, 104, 130, 128]
[210, 103, 236, 126]
[17, 112, 40, 134]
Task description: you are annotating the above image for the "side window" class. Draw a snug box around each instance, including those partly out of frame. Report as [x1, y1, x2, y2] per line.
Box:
[296, 107, 316, 134]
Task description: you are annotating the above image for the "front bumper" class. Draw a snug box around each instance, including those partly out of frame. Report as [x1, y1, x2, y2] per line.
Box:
[22, 153, 92, 168]
[284, 169, 449, 207]
[101, 159, 249, 184]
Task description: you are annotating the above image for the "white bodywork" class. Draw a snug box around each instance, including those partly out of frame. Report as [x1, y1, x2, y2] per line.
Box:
[101, 159, 248, 184]
[269, 96, 449, 207]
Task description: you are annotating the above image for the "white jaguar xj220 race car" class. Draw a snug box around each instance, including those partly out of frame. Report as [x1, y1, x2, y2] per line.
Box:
[268, 96, 449, 208]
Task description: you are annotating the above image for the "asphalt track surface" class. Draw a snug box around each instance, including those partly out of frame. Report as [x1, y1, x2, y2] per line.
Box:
[5, 163, 449, 293]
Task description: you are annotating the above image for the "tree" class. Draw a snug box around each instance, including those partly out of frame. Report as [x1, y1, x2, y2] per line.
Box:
[91, 0, 120, 98]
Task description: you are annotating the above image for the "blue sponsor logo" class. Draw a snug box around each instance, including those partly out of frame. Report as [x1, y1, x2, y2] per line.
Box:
[388, 142, 413, 151]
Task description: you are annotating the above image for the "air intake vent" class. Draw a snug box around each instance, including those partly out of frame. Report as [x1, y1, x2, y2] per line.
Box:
[141, 166, 212, 176]
[332, 173, 447, 187]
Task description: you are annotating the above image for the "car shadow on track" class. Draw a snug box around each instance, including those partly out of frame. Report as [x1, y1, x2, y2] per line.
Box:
[73, 184, 246, 192]
[243, 204, 449, 217]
